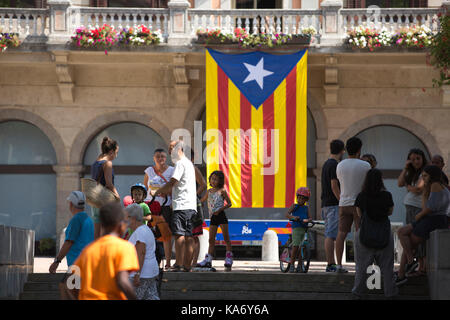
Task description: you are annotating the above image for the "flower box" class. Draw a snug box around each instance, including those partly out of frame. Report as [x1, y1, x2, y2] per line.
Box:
[0, 32, 21, 52]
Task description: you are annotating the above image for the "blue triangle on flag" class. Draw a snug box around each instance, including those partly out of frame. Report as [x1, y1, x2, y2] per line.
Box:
[208, 48, 306, 109]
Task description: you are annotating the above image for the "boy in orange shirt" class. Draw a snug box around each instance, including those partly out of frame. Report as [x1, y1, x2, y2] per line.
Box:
[72, 202, 139, 300]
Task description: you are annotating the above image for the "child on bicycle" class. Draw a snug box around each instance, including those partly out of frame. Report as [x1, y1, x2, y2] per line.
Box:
[197, 170, 233, 270]
[285, 187, 312, 273]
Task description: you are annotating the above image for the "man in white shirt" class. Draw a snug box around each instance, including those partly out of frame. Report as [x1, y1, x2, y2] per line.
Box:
[155, 140, 197, 272]
[335, 137, 371, 273]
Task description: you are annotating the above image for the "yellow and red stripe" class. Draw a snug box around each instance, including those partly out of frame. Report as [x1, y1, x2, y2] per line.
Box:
[206, 51, 308, 208]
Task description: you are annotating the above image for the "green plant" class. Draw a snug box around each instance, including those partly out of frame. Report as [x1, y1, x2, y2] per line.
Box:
[429, 12, 450, 87]
[0, 31, 21, 52]
[39, 238, 56, 253]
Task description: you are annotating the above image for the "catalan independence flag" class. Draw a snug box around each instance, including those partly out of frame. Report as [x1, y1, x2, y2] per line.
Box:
[206, 48, 307, 208]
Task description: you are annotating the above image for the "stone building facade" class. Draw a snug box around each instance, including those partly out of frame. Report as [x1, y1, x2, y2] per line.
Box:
[0, 1, 449, 259]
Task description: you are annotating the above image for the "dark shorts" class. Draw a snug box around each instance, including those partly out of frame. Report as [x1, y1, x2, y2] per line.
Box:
[210, 211, 228, 226]
[412, 215, 448, 240]
[161, 206, 173, 231]
[171, 209, 196, 237]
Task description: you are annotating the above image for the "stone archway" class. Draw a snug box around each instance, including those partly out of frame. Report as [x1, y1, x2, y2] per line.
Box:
[338, 114, 442, 157]
[0, 108, 68, 165]
[69, 111, 172, 166]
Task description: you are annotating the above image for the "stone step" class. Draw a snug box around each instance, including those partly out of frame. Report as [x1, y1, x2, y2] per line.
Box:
[23, 282, 60, 291]
[19, 292, 60, 300]
[27, 273, 64, 282]
[161, 280, 427, 296]
[160, 290, 429, 300]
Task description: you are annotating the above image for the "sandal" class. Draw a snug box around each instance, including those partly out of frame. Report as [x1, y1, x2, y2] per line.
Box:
[182, 266, 192, 273]
[164, 264, 171, 271]
[169, 264, 181, 272]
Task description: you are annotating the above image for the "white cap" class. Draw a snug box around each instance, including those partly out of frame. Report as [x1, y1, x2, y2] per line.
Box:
[67, 191, 86, 209]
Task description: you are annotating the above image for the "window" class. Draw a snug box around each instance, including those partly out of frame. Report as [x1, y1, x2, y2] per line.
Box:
[234, 0, 282, 8]
[0, 121, 57, 240]
[107, 0, 168, 7]
[344, 0, 428, 8]
[356, 125, 430, 223]
[83, 122, 168, 199]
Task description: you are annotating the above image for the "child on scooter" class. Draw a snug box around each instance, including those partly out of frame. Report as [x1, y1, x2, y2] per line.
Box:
[285, 187, 312, 273]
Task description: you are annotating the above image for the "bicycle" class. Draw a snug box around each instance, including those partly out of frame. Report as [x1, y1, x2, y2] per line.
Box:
[279, 220, 324, 273]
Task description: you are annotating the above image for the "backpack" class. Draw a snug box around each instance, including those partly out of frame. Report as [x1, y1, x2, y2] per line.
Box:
[359, 195, 391, 249]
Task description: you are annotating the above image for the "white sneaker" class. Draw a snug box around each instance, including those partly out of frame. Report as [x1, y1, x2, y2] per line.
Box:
[224, 252, 233, 267]
[196, 254, 212, 268]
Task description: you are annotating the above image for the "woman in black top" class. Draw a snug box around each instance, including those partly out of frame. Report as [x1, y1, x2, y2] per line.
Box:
[91, 136, 120, 239]
[352, 169, 397, 298]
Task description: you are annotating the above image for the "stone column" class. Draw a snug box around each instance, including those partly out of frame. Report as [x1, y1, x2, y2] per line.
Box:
[52, 165, 83, 252]
[320, 0, 343, 46]
[167, 0, 192, 45]
[47, 0, 73, 44]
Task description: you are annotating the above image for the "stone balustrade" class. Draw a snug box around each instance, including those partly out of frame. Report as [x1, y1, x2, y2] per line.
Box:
[0, 8, 49, 39]
[0, 0, 447, 46]
[340, 7, 442, 34]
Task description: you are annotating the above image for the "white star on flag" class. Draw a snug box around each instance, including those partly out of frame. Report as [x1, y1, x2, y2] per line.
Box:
[243, 58, 274, 90]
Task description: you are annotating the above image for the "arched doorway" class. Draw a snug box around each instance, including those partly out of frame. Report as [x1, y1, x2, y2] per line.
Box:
[355, 125, 430, 223]
[0, 121, 57, 240]
[82, 122, 168, 200]
[198, 107, 318, 220]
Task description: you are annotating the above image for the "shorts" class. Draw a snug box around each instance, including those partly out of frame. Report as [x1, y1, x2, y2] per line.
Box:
[338, 206, 360, 234]
[405, 205, 421, 225]
[291, 227, 307, 246]
[171, 209, 196, 237]
[131, 276, 160, 300]
[210, 211, 228, 226]
[412, 215, 448, 240]
[322, 205, 339, 240]
[91, 206, 100, 224]
[160, 206, 173, 232]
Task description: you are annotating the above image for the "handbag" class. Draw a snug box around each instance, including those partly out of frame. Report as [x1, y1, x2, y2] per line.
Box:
[147, 195, 171, 242]
[81, 161, 119, 208]
[359, 196, 391, 249]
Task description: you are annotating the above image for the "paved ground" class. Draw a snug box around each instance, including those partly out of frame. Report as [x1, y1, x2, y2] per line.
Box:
[34, 257, 359, 273]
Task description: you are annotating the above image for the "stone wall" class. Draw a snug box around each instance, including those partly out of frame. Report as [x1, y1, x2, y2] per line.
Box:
[0, 225, 35, 299]
[427, 229, 450, 300]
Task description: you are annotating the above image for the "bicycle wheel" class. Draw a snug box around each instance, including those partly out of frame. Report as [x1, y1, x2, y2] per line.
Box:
[279, 247, 291, 273]
[299, 244, 311, 273]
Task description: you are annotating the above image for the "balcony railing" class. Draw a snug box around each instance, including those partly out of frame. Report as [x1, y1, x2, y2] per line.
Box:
[0, 0, 447, 47]
[0, 8, 49, 39]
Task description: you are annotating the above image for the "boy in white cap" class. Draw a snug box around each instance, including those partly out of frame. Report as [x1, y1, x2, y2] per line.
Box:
[49, 191, 94, 273]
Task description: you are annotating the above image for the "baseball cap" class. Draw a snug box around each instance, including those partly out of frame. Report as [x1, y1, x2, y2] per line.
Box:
[67, 191, 86, 209]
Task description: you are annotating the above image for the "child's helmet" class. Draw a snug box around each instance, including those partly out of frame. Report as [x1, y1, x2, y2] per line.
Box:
[123, 195, 133, 208]
[131, 183, 147, 195]
[296, 187, 311, 199]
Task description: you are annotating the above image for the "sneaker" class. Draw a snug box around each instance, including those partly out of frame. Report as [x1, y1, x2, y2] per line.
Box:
[405, 261, 419, 276]
[326, 264, 337, 272]
[224, 251, 233, 267]
[196, 254, 212, 268]
[336, 265, 348, 273]
[395, 276, 408, 286]
[289, 265, 296, 273]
